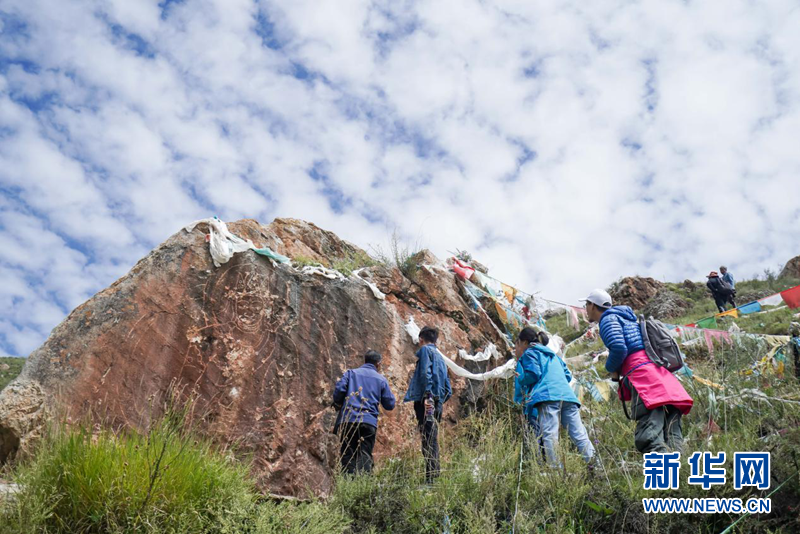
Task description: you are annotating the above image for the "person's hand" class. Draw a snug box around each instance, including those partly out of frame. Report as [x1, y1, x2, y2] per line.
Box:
[610, 371, 620, 382]
[424, 396, 434, 409]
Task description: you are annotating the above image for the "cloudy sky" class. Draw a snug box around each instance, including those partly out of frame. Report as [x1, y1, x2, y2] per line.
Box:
[1, 0, 799, 356]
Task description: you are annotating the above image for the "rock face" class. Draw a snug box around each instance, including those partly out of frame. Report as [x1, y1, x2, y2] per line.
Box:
[780, 256, 800, 280]
[641, 290, 691, 319]
[607, 276, 664, 310]
[0, 218, 510, 496]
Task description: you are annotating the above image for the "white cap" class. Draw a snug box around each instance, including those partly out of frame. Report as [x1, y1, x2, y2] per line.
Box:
[580, 289, 612, 308]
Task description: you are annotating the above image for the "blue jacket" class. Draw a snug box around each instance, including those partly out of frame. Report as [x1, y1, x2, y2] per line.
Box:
[333, 364, 396, 428]
[403, 344, 452, 403]
[722, 272, 735, 289]
[599, 306, 645, 373]
[517, 343, 580, 407]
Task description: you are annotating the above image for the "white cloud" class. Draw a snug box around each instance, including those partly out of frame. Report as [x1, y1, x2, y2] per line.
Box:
[1, 0, 799, 355]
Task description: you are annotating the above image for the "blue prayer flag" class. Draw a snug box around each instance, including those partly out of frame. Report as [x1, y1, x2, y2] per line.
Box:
[738, 301, 762, 315]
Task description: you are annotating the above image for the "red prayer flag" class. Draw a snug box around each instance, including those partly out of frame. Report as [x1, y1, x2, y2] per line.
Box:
[780, 285, 800, 309]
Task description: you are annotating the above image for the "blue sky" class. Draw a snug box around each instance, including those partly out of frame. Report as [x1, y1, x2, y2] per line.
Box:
[1, 0, 800, 356]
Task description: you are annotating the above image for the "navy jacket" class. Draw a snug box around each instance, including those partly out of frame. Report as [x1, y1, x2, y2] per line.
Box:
[333, 364, 396, 428]
[707, 277, 733, 298]
[599, 306, 645, 373]
[403, 344, 452, 403]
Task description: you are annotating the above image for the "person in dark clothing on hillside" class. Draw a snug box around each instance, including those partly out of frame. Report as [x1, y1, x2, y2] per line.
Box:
[706, 271, 736, 313]
[403, 326, 452, 483]
[790, 322, 800, 380]
[333, 350, 396, 474]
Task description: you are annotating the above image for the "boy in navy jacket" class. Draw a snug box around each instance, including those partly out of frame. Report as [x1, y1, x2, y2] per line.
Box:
[333, 350, 396, 474]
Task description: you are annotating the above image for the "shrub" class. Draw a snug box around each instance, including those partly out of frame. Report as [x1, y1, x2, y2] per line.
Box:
[331, 251, 379, 278]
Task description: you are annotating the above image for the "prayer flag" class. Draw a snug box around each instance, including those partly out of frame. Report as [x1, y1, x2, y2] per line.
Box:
[715, 309, 739, 319]
[737, 301, 761, 315]
[501, 283, 517, 305]
[780, 285, 800, 309]
[696, 317, 718, 329]
[758, 293, 784, 307]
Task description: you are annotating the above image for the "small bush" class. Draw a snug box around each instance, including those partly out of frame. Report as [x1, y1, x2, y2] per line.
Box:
[331, 251, 379, 278]
[0, 357, 24, 391]
[293, 255, 323, 268]
[370, 230, 421, 280]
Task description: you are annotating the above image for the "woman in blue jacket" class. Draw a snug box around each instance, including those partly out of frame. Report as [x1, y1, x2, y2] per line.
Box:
[515, 327, 595, 467]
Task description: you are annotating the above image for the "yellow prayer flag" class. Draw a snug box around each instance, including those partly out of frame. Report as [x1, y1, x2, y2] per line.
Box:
[693, 375, 724, 390]
[715, 309, 739, 319]
[494, 301, 509, 325]
[501, 283, 516, 305]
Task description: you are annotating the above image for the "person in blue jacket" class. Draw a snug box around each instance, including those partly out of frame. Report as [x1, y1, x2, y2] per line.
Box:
[515, 326, 595, 467]
[403, 326, 452, 483]
[514, 343, 546, 461]
[584, 289, 692, 454]
[720, 266, 735, 290]
[333, 350, 396, 474]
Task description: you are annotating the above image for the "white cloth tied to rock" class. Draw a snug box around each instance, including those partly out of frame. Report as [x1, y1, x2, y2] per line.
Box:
[404, 318, 516, 380]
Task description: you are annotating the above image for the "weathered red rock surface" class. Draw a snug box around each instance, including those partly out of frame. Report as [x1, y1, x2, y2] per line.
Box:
[608, 276, 664, 310]
[780, 255, 800, 280]
[0, 218, 511, 496]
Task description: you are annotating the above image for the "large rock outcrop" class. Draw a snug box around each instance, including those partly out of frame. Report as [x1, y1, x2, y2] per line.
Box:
[608, 276, 664, 310]
[0, 219, 511, 496]
[780, 255, 800, 280]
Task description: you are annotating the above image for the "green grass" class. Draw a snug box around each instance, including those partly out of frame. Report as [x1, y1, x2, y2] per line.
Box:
[330, 250, 380, 278]
[292, 255, 324, 268]
[0, 408, 349, 534]
[665, 277, 800, 328]
[3, 343, 798, 533]
[0, 356, 25, 391]
[3, 275, 799, 533]
[324, 354, 800, 533]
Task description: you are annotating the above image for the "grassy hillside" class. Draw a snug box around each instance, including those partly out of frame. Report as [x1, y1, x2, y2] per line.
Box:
[2, 275, 799, 533]
[0, 357, 24, 391]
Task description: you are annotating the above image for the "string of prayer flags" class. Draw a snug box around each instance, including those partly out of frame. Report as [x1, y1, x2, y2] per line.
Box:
[737, 301, 762, 315]
[495, 301, 525, 332]
[780, 285, 800, 309]
[566, 306, 581, 330]
[501, 283, 517, 305]
[704, 329, 732, 355]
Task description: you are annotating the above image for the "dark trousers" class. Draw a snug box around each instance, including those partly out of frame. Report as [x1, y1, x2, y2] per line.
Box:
[414, 399, 442, 483]
[714, 294, 736, 312]
[627, 382, 683, 453]
[338, 423, 377, 475]
[793, 339, 800, 379]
